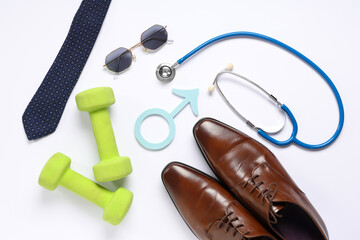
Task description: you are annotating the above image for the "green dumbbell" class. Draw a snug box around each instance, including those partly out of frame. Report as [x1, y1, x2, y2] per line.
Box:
[76, 87, 132, 182]
[39, 153, 133, 225]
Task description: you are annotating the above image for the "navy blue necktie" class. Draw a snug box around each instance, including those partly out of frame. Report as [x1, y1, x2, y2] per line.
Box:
[22, 0, 112, 140]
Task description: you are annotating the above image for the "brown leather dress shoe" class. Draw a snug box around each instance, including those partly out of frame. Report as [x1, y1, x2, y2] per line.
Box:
[193, 118, 329, 240]
[162, 162, 277, 240]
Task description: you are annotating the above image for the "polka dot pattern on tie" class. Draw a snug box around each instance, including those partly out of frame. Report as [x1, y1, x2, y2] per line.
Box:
[22, 0, 112, 140]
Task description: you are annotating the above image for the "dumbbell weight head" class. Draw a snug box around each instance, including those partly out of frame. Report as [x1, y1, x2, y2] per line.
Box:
[39, 152, 71, 191]
[103, 187, 133, 225]
[93, 156, 132, 182]
[76, 87, 115, 113]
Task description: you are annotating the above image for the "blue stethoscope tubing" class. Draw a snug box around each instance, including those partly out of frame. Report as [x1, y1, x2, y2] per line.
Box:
[176, 31, 344, 149]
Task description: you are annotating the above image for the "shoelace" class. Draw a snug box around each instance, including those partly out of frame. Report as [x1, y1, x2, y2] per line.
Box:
[217, 211, 250, 239]
[242, 174, 282, 224]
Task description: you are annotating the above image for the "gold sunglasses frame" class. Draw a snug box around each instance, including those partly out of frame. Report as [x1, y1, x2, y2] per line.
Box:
[104, 25, 169, 74]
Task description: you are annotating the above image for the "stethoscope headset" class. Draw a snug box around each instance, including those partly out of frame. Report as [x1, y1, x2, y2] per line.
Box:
[155, 31, 344, 150]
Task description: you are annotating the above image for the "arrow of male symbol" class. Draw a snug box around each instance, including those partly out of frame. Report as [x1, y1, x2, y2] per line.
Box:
[134, 88, 199, 150]
[171, 88, 199, 117]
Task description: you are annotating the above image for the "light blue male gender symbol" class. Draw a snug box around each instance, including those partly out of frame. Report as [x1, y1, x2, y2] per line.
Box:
[135, 88, 199, 150]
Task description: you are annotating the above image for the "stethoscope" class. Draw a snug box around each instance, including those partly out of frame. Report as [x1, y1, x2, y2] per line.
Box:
[155, 31, 344, 149]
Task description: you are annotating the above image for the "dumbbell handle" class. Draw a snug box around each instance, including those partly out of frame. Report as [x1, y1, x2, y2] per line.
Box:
[89, 109, 120, 161]
[61, 168, 112, 209]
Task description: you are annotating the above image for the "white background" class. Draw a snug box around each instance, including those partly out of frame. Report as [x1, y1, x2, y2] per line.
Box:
[1, 0, 359, 239]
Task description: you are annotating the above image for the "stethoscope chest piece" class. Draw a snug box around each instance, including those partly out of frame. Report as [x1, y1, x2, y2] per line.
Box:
[156, 63, 177, 82]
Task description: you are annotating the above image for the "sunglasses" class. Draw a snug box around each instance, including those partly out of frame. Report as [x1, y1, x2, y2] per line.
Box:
[104, 24, 169, 74]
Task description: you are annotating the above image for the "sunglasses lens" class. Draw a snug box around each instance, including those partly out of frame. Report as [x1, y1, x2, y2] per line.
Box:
[105, 47, 133, 73]
[141, 25, 168, 50]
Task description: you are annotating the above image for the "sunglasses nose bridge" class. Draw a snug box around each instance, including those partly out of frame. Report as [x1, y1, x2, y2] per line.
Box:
[129, 42, 142, 51]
